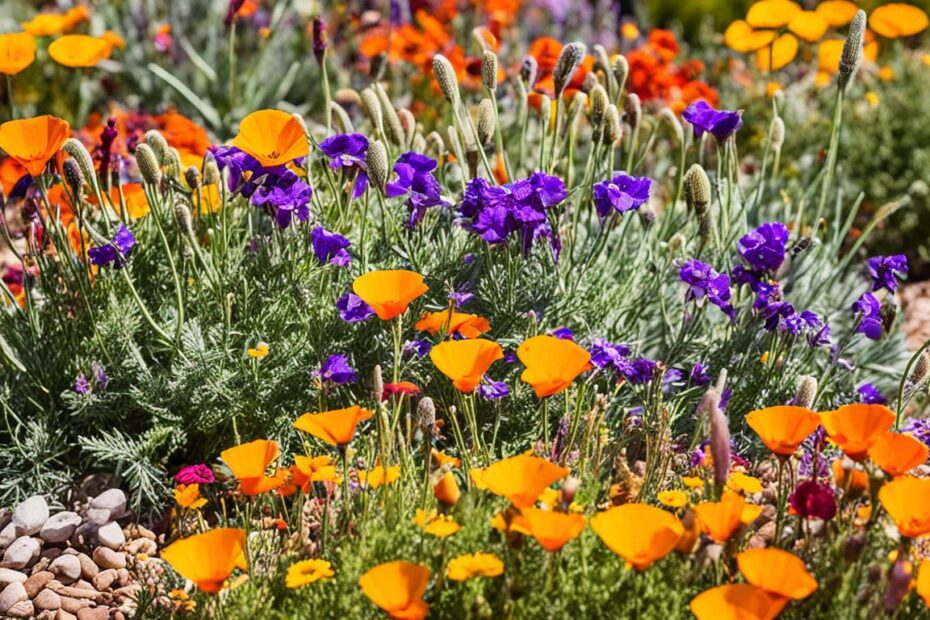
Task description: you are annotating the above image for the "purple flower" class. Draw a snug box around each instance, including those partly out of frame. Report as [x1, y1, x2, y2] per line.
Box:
[682, 100, 743, 141]
[690, 363, 710, 386]
[319, 354, 357, 384]
[336, 293, 375, 323]
[88, 225, 135, 268]
[311, 227, 351, 267]
[798, 449, 830, 481]
[449, 290, 474, 307]
[867, 255, 907, 293]
[587, 338, 631, 371]
[857, 383, 887, 405]
[478, 379, 510, 400]
[386, 151, 449, 228]
[852, 292, 883, 340]
[92, 361, 109, 390]
[175, 464, 215, 485]
[403, 339, 432, 358]
[551, 326, 574, 340]
[901, 418, 930, 448]
[662, 368, 684, 393]
[74, 374, 91, 395]
[623, 357, 657, 385]
[738, 222, 789, 272]
[789, 480, 836, 521]
[319, 133, 369, 198]
[592, 172, 651, 220]
[679, 259, 736, 320]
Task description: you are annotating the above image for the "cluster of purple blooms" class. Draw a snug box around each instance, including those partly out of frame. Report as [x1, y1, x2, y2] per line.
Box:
[318, 133, 369, 199]
[386, 152, 449, 228]
[211, 145, 312, 228]
[336, 293, 375, 323]
[311, 227, 351, 267]
[857, 382, 886, 405]
[682, 100, 744, 142]
[851, 254, 907, 341]
[317, 354, 357, 385]
[73, 361, 109, 395]
[586, 337, 658, 385]
[458, 172, 566, 258]
[592, 173, 652, 222]
[88, 225, 135, 268]
[679, 259, 735, 321]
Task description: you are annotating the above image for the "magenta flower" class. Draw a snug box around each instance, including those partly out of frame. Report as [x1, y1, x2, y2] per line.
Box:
[789, 480, 836, 520]
[175, 464, 215, 485]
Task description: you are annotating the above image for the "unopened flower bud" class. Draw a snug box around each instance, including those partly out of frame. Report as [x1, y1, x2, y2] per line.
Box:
[432, 54, 460, 106]
[375, 84, 405, 148]
[702, 388, 730, 486]
[839, 10, 867, 90]
[625, 93, 642, 130]
[612, 54, 629, 92]
[684, 164, 711, 212]
[416, 396, 436, 430]
[366, 140, 389, 194]
[426, 131, 445, 159]
[589, 84, 608, 128]
[592, 44, 611, 78]
[144, 129, 169, 164]
[553, 42, 586, 97]
[62, 158, 85, 195]
[135, 143, 162, 187]
[398, 108, 416, 147]
[203, 154, 220, 185]
[909, 350, 930, 388]
[793, 375, 818, 409]
[312, 16, 328, 64]
[603, 104, 622, 144]
[477, 98, 495, 146]
[771, 116, 785, 150]
[668, 233, 686, 257]
[660, 107, 684, 144]
[331, 101, 354, 133]
[561, 476, 580, 507]
[164, 147, 182, 178]
[360, 88, 384, 137]
[175, 199, 193, 235]
[520, 56, 538, 87]
[373, 364, 383, 402]
[884, 558, 912, 610]
[184, 165, 201, 190]
[434, 471, 460, 506]
[481, 50, 498, 92]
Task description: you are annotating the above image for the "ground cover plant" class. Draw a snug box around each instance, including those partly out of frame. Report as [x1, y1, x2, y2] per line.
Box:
[0, 0, 929, 618]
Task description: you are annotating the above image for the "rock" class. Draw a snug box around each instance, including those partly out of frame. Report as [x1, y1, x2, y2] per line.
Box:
[32, 556, 52, 573]
[59, 595, 92, 614]
[757, 521, 776, 542]
[89, 490, 127, 522]
[71, 523, 99, 547]
[124, 537, 156, 556]
[92, 569, 117, 591]
[91, 547, 125, 570]
[50, 584, 102, 601]
[1, 536, 40, 570]
[124, 524, 155, 541]
[115, 568, 129, 587]
[0, 568, 27, 586]
[0, 581, 28, 615]
[73, 580, 95, 591]
[23, 570, 54, 598]
[97, 522, 125, 551]
[41, 547, 63, 561]
[77, 555, 97, 581]
[77, 607, 109, 620]
[0, 522, 17, 549]
[34, 588, 62, 611]
[83, 510, 110, 527]
[57, 609, 79, 620]
[12, 496, 49, 536]
[40, 512, 82, 544]
[49, 555, 82, 584]
[0, 508, 11, 532]
[6, 599, 34, 618]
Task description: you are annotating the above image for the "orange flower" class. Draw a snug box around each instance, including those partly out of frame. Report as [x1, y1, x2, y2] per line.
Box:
[868, 431, 929, 477]
[21, 14, 71, 37]
[353, 270, 429, 320]
[358, 561, 430, 620]
[870, 4, 929, 39]
[480, 453, 568, 508]
[737, 548, 818, 599]
[820, 404, 895, 460]
[434, 471, 460, 506]
[0, 33, 36, 76]
[590, 503, 683, 570]
[815, 1, 859, 27]
[231, 109, 308, 167]
[446, 553, 504, 582]
[220, 439, 284, 496]
[48, 35, 110, 68]
[831, 458, 868, 493]
[117, 183, 150, 219]
[294, 455, 339, 483]
[746, 1, 801, 29]
[513, 507, 586, 552]
[690, 584, 788, 620]
[0, 116, 70, 177]
[694, 491, 746, 543]
[293, 405, 373, 446]
[429, 338, 503, 393]
[414, 509, 460, 537]
[745, 405, 820, 457]
[160, 528, 247, 593]
[415, 310, 490, 339]
[878, 475, 930, 538]
[755, 33, 799, 71]
[517, 335, 591, 397]
[788, 11, 829, 42]
[359, 465, 400, 489]
[101, 31, 126, 53]
[724, 20, 776, 53]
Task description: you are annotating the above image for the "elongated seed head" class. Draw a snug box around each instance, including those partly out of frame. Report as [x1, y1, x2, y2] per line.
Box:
[659, 107, 684, 144]
[330, 101, 354, 133]
[625, 93, 642, 130]
[771, 116, 785, 150]
[373, 364, 384, 403]
[184, 166, 201, 189]
[398, 108, 416, 147]
[426, 131, 445, 159]
[416, 397, 436, 430]
[432, 54, 460, 105]
[135, 143, 162, 187]
[63, 138, 96, 189]
[553, 42, 586, 97]
[481, 50, 498, 91]
[360, 87, 385, 137]
[604, 104, 622, 144]
[685, 164, 711, 211]
[839, 10, 867, 90]
[477, 98, 495, 146]
[366, 140, 389, 193]
[143, 129, 169, 164]
[794, 375, 818, 409]
[589, 84, 608, 128]
[612, 54, 629, 91]
[62, 159, 85, 195]
[520, 55, 538, 87]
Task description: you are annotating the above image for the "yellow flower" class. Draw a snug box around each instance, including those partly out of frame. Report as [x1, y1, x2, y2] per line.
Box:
[621, 23, 641, 40]
[866, 91, 879, 107]
[767, 82, 782, 98]
[173, 483, 207, 510]
[447, 553, 504, 581]
[414, 509, 461, 538]
[247, 341, 269, 359]
[760, 352, 770, 365]
[359, 465, 400, 489]
[537, 487, 560, 508]
[727, 472, 763, 495]
[657, 490, 689, 508]
[681, 476, 704, 489]
[878, 66, 895, 82]
[285, 559, 334, 588]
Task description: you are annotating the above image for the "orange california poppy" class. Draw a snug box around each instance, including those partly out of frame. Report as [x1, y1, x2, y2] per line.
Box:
[48, 35, 110, 68]
[430, 338, 504, 393]
[513, 507, 586, 552]
[517, 335, 591, 398]
[815, 1, 859, 27]
[746, 1, 802, 29]
[737, 548, 818, 599]
[745, 405, 820, 457]
[293, 405, 373, 447]
[820, 404, 895, 461]
[480, 453, 568, 508]
[352, 270, 429, 320]
[723, 20, 776, 53]
[590, 503, 684, 571]
[870, 4, 930, 39]
[694, 491, 746, 543]
[118, 183, 150, 219]
[868, 431, 929, 477]
[878, 475, 930, 538]
[755, 33, 799, 71]
[101, 31, 126, 53]
[788, 11, 829, 42]
[294, 455, 339, 483]
[415, 310, 490, 339]
[21, 14, 70, 37]
[160, 528, 247, 593]
[434, 471, 460, 506]
[0, 116, 70, 177]
[690, 584, 788, 620]
[918, 559, 930, 607]
[220, 439, 284, 495]
[0, 33, 36, 76]
[358, 561, 430, 620]
[231, 109, 308, 167]
[831, 458, 868, 493]
[676, 508, 701, 553]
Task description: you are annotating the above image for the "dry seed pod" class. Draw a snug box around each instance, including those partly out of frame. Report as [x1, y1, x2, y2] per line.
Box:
[203, 153, 220, 185]
[909, 350, 930, 388]
[476, 99, 496, 146]
[143, 129, 169, 164]
[684, 164, 711, 211]
[553, 42, 586, 97]
[520, 55, 538, 87]
[481, 50, 498, 92]
[375, 84, 405, 147]
[416, 397, 436, 431]
[184, 166, 201, 190]
[360, 88, 385, 137]
[588, 84, 608, 129]
[135, 143, 162, 187]
[63, 138, 96, 189]
[659, 107, 684, 144]
[603, 104, 622, 144]
[839, 10, 867, 90]
[793, 375, 818, 409]
[366, 140, 389, 193]
[771, 116, 785, 150]
[174, 199, 193, 235]
[432, 54, 460, 106]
